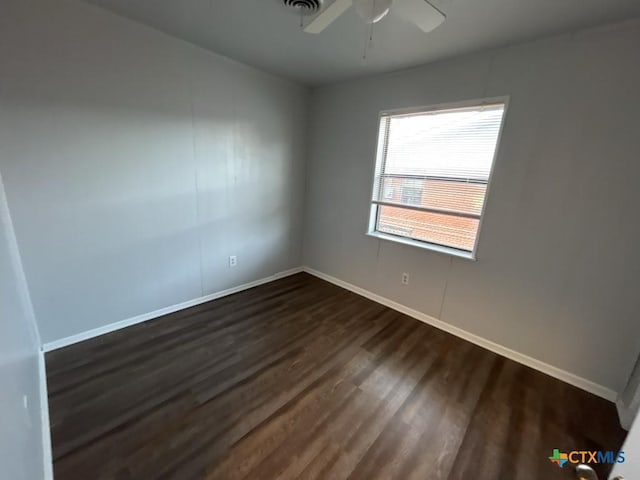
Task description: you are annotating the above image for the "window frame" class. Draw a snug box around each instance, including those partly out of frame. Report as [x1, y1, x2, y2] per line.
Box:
[366, 96, 510, 261]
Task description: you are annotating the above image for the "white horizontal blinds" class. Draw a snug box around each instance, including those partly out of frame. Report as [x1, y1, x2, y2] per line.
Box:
[373, 103, 505, 251]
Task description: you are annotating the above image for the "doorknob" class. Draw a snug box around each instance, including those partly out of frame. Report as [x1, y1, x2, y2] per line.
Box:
[576, 464, 598, 480]
[575, 464, 625, 480]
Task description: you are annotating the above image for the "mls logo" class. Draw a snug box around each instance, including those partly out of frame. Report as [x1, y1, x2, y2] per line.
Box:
[548, 449, 625, 468]
[549, 449, 569, 468]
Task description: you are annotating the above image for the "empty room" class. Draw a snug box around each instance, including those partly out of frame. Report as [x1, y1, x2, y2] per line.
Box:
[2, 0, 640, 479]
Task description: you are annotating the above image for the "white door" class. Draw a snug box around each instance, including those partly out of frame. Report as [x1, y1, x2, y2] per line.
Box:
[611, 414, 640, 479]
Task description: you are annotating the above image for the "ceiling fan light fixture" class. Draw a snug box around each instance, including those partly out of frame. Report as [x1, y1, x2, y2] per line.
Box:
[283, 0, 323, 16]
[354, 0, 393, 24]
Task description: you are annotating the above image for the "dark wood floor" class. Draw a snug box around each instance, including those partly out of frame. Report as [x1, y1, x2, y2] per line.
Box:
[46, 273, 625, 480]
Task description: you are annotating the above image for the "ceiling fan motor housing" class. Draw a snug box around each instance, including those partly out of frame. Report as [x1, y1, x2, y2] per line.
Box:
[283, 0, 323, 15]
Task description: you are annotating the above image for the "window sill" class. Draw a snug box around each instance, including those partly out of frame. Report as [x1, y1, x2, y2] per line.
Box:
[366, 231, 477, 261]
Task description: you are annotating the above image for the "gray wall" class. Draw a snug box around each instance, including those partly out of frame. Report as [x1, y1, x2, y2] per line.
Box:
[618, 353, 640, 428]
[0, 0, 308, 344]
[0, 171, 48, 479]
[304, 19, 640, 393]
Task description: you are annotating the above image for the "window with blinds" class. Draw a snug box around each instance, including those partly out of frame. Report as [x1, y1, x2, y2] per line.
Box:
[369, 101, 506, 256]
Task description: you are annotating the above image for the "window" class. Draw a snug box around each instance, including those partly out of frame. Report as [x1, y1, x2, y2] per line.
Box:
[369, 100, 506, 258]
[383, 184, 394, 200]
[400, 179, 423, 206]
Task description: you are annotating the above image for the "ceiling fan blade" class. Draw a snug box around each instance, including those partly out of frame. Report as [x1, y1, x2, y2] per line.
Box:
[304, 0, 353, 34]
[394, 0, 445, 33]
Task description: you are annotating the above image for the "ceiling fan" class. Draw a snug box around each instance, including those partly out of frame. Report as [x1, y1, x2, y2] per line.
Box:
[284, 0, 446, 35]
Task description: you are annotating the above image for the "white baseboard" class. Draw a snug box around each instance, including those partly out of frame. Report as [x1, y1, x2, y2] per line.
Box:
[41, 264, 617, 402]
[617, 398, 638, 430]
[303, 266, 618, 402]
[42, 267, 304, 352]
[38, 350, 54, 480]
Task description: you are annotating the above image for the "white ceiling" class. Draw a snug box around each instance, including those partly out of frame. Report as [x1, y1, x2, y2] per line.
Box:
[83, 0, 640, 85]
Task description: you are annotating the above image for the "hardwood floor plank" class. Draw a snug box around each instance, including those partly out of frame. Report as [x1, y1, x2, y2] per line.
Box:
[46, 273, 626, 480]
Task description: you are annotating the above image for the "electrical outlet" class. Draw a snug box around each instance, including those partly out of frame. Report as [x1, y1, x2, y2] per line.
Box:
[401, 272, 410, 285]
[229, 255, 237, 268]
